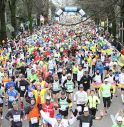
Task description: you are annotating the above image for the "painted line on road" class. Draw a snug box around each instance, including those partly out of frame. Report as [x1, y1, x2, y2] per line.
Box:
[110, 114, 116, 125]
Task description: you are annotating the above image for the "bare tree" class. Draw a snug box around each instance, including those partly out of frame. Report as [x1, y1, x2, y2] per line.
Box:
[8, 0, 17, 38]
[23, 0, 34, 33]
[34, 0, 49, 25]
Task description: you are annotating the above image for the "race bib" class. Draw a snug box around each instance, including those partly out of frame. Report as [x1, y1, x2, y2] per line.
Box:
[28, 92, 33, 97]
[13, 115, 20, 122]
[53, 84, 60, 91]
[82, 123, 90, 127]
[68, 85, 73, 91]
[31, 117, 38, 124]
[104, 90, 110, 95]
[61, 105, 67, 111]
[9, 96, 15, 101]
[20, 86, 25, 91]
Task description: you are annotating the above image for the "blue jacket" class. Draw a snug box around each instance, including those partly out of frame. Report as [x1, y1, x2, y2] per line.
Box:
[95, 63, 104, 74]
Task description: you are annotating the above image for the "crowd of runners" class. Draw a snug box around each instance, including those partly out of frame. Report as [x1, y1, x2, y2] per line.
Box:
[0, 22, 124, 127]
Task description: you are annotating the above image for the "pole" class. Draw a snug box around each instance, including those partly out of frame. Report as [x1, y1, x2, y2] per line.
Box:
[122, 21, 123, 45]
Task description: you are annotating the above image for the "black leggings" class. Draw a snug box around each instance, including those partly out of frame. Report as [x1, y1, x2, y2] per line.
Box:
[89, 108, 97, 116]
[77, 104, 85, 115]
[103, 97, 111, 108]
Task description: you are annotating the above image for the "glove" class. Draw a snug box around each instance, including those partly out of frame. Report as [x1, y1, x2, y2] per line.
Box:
[72, 109, 78, 117]
[37, 104, 42, 111]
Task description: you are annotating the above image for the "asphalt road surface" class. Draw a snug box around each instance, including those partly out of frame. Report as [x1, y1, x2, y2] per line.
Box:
[0, 88, 123, 127]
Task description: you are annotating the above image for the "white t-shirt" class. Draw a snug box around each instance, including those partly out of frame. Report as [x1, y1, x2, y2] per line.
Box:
[77, 70, 84, 81]
[93, 75, 101, 83]
[74, 91, 88, 104]
[119, 73, 124, 84]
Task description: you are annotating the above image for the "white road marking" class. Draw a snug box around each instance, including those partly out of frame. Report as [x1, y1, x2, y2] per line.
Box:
[110, 114, 116, 125]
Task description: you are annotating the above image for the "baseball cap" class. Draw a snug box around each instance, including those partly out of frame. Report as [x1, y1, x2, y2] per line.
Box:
[117, 116, 123, 122]
[56, 114, 62, 120]
[79, 84, 84, 88]
[9, 83, 14, 88]
[104, 79, 108, 82]
[84, 107, 89, 112]
[77, 106, 82, 112]
[67, 73, 71, 77]
[46, 95, 51, 100]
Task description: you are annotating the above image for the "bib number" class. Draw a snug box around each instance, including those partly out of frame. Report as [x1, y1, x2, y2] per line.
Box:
[20, 86, 25, 91]
[13, 115, 20, 122]
[82, 123, 90, 127]
[31, 117, 38, 124]
[104, 90, 110, 95]
[9, 96, 15, 102]
[28, 92, 33, 97]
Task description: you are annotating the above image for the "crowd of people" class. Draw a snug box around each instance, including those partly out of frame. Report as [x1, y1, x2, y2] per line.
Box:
[0, 22, 124, 127]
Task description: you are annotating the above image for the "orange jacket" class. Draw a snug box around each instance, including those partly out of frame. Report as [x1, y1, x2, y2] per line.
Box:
[28, 96, 41, 120]
[28, 104, 40, 120]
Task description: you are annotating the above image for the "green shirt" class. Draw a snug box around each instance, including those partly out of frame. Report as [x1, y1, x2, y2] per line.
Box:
[112, 124, 124, 127]
[28, 74, 39, 81]
[88, 95, 100, 108]
[59, 98, 69, 111]
[65, 80, 74, 92]
[99, 84, 113, 98]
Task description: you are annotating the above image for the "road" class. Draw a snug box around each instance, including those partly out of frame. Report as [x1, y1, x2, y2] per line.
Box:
[0, 88, 123, 127]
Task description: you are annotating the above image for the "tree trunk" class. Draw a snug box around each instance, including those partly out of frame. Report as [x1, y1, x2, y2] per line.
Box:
[9, 1, 17, 38]
[25, 0, 33, 34]
[37, 14, 40, 26]
[0, 0, 7, 44]
[112, 19, 116, 37]
[28, 12, 33, 34]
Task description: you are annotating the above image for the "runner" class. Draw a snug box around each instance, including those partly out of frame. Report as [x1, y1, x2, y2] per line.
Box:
[80, 71, 92, 91]
[0, 83, 4, 119]
[25, 98, 41, 127]
[18, 74, 30, 110]
[112, 116, 124, 127]
[119, 67, 124, 104]
[6, 84, 19, 110]
[99, 79, 115, 115]
[42, 95, 58, 127]
[63, 74, 74, 99]
[40, 107, 77, 127]
[51, 74, 61, 102]
[5, 101, 24, 127]
[77, 107, 103, 127]
[58, 91, 72, 118]
[87, 90, 100, 116]
[74, 84, 88, 115]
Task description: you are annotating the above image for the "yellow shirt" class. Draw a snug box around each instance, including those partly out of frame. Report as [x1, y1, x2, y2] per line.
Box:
[87, 57, 92, 65]
[0, 56, 3, 61]
[33, 89, 47, 104]
[40, 81, 45, 87]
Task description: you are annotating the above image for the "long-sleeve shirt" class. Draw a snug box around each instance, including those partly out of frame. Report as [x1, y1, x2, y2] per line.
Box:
[40, 110, 76, 127]
[5, 109, 24, 127]
[74, 91, 88, 104]
[88, 95, 100, 109]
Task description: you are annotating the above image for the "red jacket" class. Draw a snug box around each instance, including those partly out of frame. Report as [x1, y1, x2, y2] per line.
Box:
[43, 103, 54, 118]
